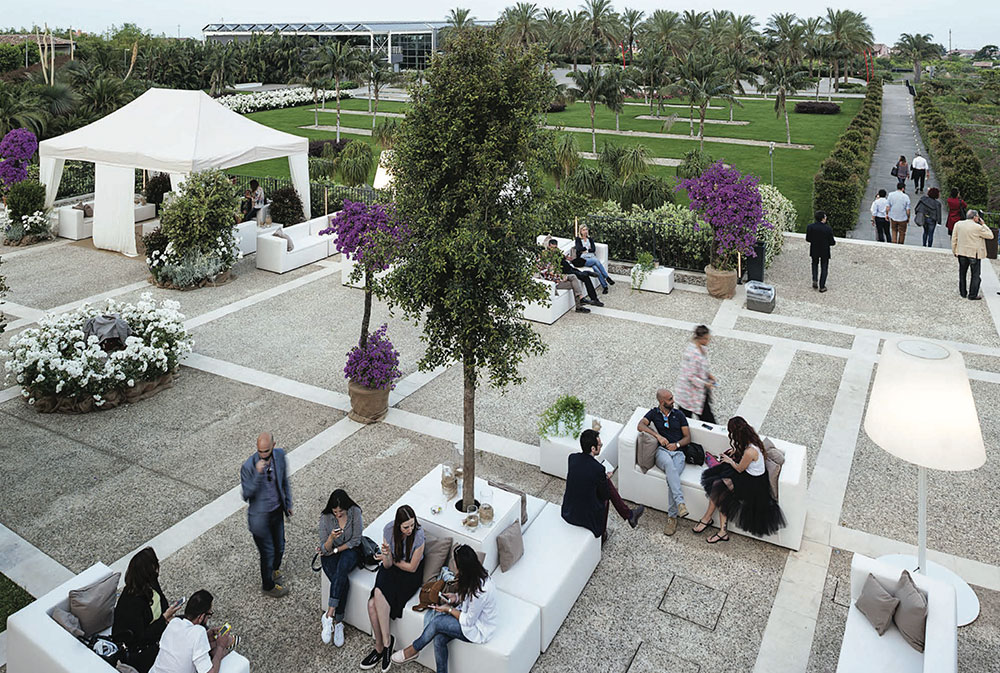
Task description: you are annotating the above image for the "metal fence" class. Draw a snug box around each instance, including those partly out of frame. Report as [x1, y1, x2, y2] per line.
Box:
[226, 173, 393, 218]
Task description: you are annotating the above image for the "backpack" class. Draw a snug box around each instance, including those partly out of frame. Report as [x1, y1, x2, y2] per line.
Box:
[358, 536, 382, 571]
[682, 442, 706, 466]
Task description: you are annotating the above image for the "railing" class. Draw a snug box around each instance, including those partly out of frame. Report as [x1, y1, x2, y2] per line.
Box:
[226, 173, 393, 218]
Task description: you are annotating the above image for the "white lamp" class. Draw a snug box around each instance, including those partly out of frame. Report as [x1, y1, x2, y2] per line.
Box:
[864, 338, 986, 626]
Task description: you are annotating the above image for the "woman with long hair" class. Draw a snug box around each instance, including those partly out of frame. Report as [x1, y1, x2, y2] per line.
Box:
[113, 547, 181, 673]
[692, 417, 786, 543]
[361, 505, 425, 671]
[946, 187, 967, 236]
[318, 489, 363, 647]
[675, 325, 717, 424]
[915, 187, 942, 247]
[894, 155, 909, 185]
[391, 545, 497, 672]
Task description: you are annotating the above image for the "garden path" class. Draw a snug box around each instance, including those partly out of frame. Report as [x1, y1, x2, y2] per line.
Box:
[542, 125, 814, 150]
[577, 151, 681, 166]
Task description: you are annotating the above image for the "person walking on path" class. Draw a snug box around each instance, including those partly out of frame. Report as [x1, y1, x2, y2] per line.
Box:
[240, 432, 293, 598]
[914, 187, 942, 247]
[892, 155, 909, 185]
[870, 189, 891, 243]
[806, 211, 835, 293]
[946, 188, 967, 236]
[952, 210, 994, 300]
[911, 153, 928, 193]
[887, 182, 911, 244]
[675, 325, 717, 424]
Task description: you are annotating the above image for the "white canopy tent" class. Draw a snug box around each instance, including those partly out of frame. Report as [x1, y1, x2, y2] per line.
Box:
[38, 88, 311, 256]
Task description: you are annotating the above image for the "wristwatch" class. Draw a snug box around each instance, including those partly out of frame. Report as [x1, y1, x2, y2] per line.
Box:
[333, 546, 339, 554]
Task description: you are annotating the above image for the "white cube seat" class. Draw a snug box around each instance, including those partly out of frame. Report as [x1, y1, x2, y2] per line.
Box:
[523, 278, 574, 324]
[233, 221, 278, 256]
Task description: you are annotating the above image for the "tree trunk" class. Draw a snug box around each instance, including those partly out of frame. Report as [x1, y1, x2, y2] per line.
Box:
[913, 60, 921, 84]
[322, 90, 326, 109]
[816, 75, 821, 101]
[373, 91, 379, 129]
[335, 80, 342, 142]
[590, 102, 596, 153]
[689, 102, 694, 136]
[699, 104, 706, 150]
[729, 99, 734, 122]
[572, 56, 578, 72]
[784, 103, 791, 145]
[615, 111, 620, 132]
[360, 268, 372, 348]
[461, 358, 476, 508]
[368, 78, 373, 113]
[314, 92, 318, 127]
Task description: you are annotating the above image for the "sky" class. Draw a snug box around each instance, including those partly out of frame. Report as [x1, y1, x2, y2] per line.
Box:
[4, 1, 998, 51]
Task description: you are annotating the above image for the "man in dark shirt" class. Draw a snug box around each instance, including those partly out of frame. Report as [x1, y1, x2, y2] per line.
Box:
[805, 210, 835, 293]
[562, 429, 645, 541]
[548, 239, 603, 307]
[637, 389, 691, 535]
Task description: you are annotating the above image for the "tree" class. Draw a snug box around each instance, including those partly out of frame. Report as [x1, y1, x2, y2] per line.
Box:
[298, 59, 328, 127]
[0, 43, 19, 73]
[759, 62, 809, 144]
[500, 2, 541, 48]
[314, 42, 364, 142]
[973, 45, 999, 61]
[336, 140, 374, 187]
[602, 65, 639, 131]
[620, 8, 645, 63]
[368, 59, 395, 128]
[895, 33, 941, 83]
[678, 47, 734, 149]
[384, 28, 549, 508]
[581, 0, 619, 67]
[824, 9, 873, 86]
[203, 44, 235, 97]
[568, 65, 608, 153]
[447, 7, 475, 29]
[0, 84, 46, 136]
[722, 50, 753, 121]
[544, 132, 579, 188]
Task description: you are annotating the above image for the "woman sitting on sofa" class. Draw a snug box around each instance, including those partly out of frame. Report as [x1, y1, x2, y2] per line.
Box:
[113, 547, 182, 673]
[574, 225, 613, 293]
[693, 417, 786, 544]
[391, 544, 497, 672]
[318, 489, 364, 648]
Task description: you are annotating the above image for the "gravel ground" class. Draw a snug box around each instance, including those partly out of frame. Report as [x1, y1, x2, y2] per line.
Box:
[735, 316, 855, 350]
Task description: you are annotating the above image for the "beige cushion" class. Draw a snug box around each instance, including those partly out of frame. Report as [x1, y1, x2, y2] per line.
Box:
[496, 520, 524, 572]
[448, 543, 486, 570]
[636, 431, 659, 473]
[272, 227, 294, 252]
[893, 570, 928, 652]
[762, 438, 784, 500]
[855, 573, 899, 635]
[69, 572, 120, 637]
[51, 606, 85, 638]
[421, 534, 454, 584]
[487, 480, 527, 524]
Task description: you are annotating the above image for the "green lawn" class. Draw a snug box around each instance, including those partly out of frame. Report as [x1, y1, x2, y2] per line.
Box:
[1, 573, 32, 633]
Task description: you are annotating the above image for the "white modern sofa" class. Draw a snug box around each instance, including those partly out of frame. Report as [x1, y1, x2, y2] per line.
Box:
[523, 278, 575, 324]
[256, 215, 335, 274]
[836, 554, 957, 673]
[617, 407, 807, 550]
[536, 234, 609, 267]
[57, 201, 156, 241]
[6, 563, 250, 673]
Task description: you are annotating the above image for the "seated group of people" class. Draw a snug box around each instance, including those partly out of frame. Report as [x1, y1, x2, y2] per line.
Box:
[537, 226, 615, 313]
[238, 179, 265, 223]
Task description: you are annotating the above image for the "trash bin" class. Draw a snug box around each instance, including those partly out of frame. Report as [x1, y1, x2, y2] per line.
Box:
[746, 240, 766, 282]
[746, 281, 776, 313]
[987, 228, 999, 260]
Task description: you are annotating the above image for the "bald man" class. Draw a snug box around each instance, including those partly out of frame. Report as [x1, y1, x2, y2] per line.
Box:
[240, 432, 293, 597]
[637, 389, 691, 536]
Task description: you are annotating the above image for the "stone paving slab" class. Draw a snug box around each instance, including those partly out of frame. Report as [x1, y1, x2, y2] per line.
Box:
[601, 285, 722, 326]
[734, 315, 855, 350]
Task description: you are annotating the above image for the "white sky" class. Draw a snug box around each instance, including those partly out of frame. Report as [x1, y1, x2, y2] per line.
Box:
[4, 1, 997, 51]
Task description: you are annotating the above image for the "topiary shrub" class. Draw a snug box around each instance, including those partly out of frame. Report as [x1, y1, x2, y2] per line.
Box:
[308, 138, 351, 157]
[336, 140, 375, 187]
[268, 185, 305, 225]
[144, 172, 172, 208]
[6, 179, 46, 221]
[794, 101, 841, 114]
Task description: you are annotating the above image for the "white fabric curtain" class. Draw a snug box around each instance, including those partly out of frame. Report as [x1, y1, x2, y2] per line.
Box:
[39, 157, 66, 208]
[93, 163, 137, 257]
[169, 173, 188, 193]
[287, 153, 311, 220]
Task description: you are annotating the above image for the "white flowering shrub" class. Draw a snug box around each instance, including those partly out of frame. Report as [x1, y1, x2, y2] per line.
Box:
[216, 88, 341, 114]
[2, 208, 53, 243]
[758, 184, 797, 268]
[3, 293, 193, 407]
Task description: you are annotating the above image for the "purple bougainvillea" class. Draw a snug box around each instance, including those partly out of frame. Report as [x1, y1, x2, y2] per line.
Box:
[0, 128, 38, 193]
[320, 199, 409, 270]
[344, 324, 402, 390]
[677, 161, 772, 271]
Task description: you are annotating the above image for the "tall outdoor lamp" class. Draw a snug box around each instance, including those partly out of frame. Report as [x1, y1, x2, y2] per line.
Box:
[768, 142, 775, 186]
[863, 338, 986, 626]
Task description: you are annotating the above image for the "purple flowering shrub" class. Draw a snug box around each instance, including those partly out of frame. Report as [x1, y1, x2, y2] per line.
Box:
[0, 129, 38, 193]
[677, 161, 772, 272]
[344, 324, 402, 390]
[320, 199, 409, 275]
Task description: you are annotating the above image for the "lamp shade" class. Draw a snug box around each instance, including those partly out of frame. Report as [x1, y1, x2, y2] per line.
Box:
[864, 338, 986, 472]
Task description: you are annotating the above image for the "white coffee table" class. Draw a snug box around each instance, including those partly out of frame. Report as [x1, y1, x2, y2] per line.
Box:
[631, 266, 675, 294]
[539, 415, 624, 479]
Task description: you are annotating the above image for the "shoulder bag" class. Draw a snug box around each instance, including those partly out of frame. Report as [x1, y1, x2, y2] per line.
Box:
[890, 165, 898, 177]
[682, 442, 705, 466]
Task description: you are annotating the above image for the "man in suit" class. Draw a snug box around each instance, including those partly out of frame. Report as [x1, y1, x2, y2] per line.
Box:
[562, 429, 644, 541]
[548, 239, 604, 308]
[951, 209, 994, 300]
[806, 210, 836, 293]
[240, 432, 293, 597]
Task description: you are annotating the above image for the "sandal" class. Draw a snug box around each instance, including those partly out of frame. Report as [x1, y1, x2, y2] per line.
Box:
[692, 518, 712, 534]
[707, 530, 729, 544]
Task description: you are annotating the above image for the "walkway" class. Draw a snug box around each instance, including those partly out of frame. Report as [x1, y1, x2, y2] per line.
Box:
[577, 151, 680, 166]
[542, 125, 814, 150]
[850, 83, 949, 249]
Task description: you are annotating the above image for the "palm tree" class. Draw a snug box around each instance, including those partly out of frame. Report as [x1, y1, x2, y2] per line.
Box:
[641, 10, 682, 59]
[446, 7, 475, 29]
[565, 10, 588, 71]
[678, 47, 734, 149]
[203, 45, 236, 97]
[680, 10, 710, 50]
[82, 76, 133, 117]
[600, 142, 648, 187]
[298, 60, 328, 128]
[895, 33, 940, 83]
[620, 8, 644, 63]
[372, 118, 400, 151]
[314, 42, 365, 142]
[0, 85, 46, 136]
[800, 16, 825, 79]
[548, 133, 580, 188]
[760, 62, 809, 145]
[637, 49, 669, 114]
[369, 60, 395, 129]
[708, 10, 734, 34]
[568, 65, 609, 153]
[824, 9, 873, 88]
[722, 50, 752, 121]
[809, 37, 836, 101]
[603, 66, 639, 131]
[581, 0, 619, 67]
[538, 8, 566, 61]
[501, 2, 541, 49]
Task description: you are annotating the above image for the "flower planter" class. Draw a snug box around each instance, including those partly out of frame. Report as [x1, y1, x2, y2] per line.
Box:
[348, 379, 390, 424]
[704, 265, 737, 299]
[33, 372, 176, 414]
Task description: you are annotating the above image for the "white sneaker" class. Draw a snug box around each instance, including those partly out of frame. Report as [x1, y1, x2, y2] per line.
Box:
[333, 621, 345, 648]
[321, 614, 333, 644]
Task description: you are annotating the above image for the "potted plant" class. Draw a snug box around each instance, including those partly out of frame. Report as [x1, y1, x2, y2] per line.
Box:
[343, 324, 402, 422]
[630, 251, 656, 291]
[538, 394, 586, 440]
[677, 162, 772, 299]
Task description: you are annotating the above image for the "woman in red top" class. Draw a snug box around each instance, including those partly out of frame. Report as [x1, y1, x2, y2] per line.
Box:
[946, 187, 967, 235]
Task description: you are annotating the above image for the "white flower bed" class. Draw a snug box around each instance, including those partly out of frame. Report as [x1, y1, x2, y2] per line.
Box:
[759, 184, 797, 268]
[3, 293, 193, 410]
[217, 87, 340, 114]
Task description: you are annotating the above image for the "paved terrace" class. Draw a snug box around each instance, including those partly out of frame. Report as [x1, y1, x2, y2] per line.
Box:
[1, 234, 999, 672]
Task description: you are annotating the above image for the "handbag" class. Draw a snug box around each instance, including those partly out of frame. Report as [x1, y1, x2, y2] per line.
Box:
[890, 165, 898, 177]
[412, 578, 446, 612]
[681, 441, 705, 466]
[358, 536, 381, 570]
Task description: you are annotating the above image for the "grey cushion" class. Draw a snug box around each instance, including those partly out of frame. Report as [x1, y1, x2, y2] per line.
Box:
[272, 227, 294, 252]
[421, 534, 454, 584]
[51, 606, 85, 638]
[636, 431, 659, 473]
[448, 543, 486, 570]
[69, 572, 120, 637]
[487, 480, 527, 524]
[854, 573, 899, 635]
[762, 438, 784, 500]
[893, 570, 928, 652]
[496, 520, 524, 572]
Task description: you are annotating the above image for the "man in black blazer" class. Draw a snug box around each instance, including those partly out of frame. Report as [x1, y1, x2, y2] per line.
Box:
[561, 430, 645, 540]
[548, 239, 603, 307]
[806, 210, 836, 292]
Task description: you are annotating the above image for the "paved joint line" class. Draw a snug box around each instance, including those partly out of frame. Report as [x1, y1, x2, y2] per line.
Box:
[0, 386, 21, 404]
[4, 280, 152, 331]
[711, 285, 745, 331]
[977, 260, 1000, 341]
[736, 344, 797, 427]
[0, 238, 74, 261]
[0, 522, 74, 598]
[0, 301, 45, 321]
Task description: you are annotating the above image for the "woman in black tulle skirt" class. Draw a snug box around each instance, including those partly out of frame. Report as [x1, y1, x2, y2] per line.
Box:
[692, 416, 786, 543]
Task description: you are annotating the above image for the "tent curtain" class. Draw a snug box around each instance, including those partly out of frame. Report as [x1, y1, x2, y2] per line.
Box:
[93, 163, 137, 257]
[169, 173, 188, 193]
[40, 157, 66, 208]
[287, 153, 311, 220]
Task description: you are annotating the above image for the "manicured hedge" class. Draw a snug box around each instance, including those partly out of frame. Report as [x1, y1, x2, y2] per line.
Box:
[794, 101, 841, 115]
[812, 83, 883, 236]
[913, 91, 990, 206]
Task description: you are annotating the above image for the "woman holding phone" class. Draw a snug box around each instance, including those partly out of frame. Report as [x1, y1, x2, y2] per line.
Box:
[318, 489, 363, 647]
[361, 505, 425, 671]
[113, 547, 181, 673]
[391, 545, 497, 672]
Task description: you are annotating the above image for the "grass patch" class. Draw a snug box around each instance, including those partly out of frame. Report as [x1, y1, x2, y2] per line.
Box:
[1, 572, 33, 632]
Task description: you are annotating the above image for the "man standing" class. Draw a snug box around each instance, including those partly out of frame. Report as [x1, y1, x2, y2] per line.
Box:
[806, 211, 836, 293]
[150, 590, 233, 673]
[911, 153, 928, 193]
[886, 182, 911, 244]
[870, 189, 891, 243]
[951, 209, 994, 300]
[240, 432, 292, 597]
[637, 389, 691, 536]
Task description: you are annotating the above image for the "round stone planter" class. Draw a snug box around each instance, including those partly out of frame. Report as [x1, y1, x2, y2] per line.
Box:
[704, 265, 737, 299]
[348, 380, 390, 424]
[32, 371, 176, 414]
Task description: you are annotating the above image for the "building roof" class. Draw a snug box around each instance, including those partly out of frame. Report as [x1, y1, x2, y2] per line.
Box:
[0, 34, 73, 46]
[202, 20, 491, 34]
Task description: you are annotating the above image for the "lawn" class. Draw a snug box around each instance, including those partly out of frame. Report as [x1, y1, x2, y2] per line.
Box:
[1, 572, 32, 633]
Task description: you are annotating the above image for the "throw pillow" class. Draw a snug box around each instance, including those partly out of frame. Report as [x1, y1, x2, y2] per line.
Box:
[51, 606, 85, 638]
[636, 431, 659, 473]
[69, 572, 121, 637]
[762, 438, 785, 501]
[421, 534, 454, 584]
[487, 480, 527, 524]
[497, 520, 524, 572]
[83, 204, 94, 218]
[272, 227, 294, 252]
[448, 543, 486, 571]
[854, 574, 899, 635]
[893, 570, 928, 652]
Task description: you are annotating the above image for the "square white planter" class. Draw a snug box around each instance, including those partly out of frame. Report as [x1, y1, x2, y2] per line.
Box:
[539, 414, 625, 479]
[631, 266, 675, 294]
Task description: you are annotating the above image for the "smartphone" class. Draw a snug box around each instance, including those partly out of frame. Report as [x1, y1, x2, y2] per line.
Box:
[171, 597, 185, 609]
[701, 423, 714, 430]
[332, 527, 343, 536]
[218, 623, 232, 638]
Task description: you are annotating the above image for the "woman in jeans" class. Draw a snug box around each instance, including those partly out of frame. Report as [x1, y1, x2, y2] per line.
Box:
[946, 188, 967, 236]
[914, 187, 942, 247]
[574, 225, 614, 293]
[674, 324, 717, 424]
[318, 489, 363, 647]
[894, 156, 909, 185]
[391, 545, 497, 672]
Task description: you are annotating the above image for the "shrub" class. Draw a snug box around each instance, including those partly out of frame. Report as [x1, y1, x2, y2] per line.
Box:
[343, 323, 401, 390]
[813, 175, 862, 236]
[758, 184, 796, 268]
[268, 185, 305, 225]
[144, 172, 172, 205]
[372, 118, 400, 151]
[5, 179, 46, 221]
[0, 43, 19, 73]
[336, 140, 375, 187]
[676, 148, 715, 180]
[308, 138, 350, 157]
[794, 101, 841, 114]
[547, 101, 566, 113]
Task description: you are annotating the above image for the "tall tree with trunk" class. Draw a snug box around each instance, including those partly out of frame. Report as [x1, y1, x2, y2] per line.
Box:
[895, 33, 941, 84]
[384, 27, 549, 509]
[759, 61, 808, 145]
[581, 0, 619, 67]
[620, 8, 644, 63]
[678, 47, 734, 150]
[568, 65, 609, 153]
[314, 41, 364, 142]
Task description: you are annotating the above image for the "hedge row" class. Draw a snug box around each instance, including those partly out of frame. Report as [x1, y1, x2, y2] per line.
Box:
[794, 101, 841, 115]
[812, 82, 883, 236]
[913, 91, 990, 207]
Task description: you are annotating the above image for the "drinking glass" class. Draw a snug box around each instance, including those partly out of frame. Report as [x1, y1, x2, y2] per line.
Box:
[464, 505, 479, 530]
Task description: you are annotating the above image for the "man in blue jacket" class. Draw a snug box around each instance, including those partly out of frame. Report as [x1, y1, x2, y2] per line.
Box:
[241, 432, 293, 597]
[562, 429, 644, 541]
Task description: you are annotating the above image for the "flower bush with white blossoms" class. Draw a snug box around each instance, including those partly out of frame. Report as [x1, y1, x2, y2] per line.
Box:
[3, 293, 192, 405]
[216, 87, 339, 114]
